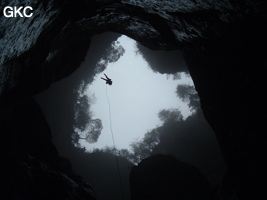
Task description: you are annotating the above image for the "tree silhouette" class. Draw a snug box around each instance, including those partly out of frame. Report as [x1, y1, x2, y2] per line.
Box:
[73, 92, 102, 145]
[95, 40, 125, 74]
[76, 119, 103, 143]
[132, 129, 160, 163]
[172, 72, 182, 80]
[158, 108, 183, 123]
[112, 129, 161, 164]
[74, 95, 91, 131]
[176, 84, 199, 111]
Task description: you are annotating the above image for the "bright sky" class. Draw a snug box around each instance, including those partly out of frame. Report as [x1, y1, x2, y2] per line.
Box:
[79, 35, 194, 151]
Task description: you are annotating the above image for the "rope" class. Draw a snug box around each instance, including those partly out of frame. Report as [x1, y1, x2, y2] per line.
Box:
[105, 84, 125, 200]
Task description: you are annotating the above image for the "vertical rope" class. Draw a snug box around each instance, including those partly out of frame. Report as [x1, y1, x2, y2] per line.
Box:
[105, 84, 125, 200]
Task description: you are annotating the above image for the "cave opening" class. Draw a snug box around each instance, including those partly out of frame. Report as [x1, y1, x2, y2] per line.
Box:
[74, 34, 195, 154]
[34, 32, 226, 200]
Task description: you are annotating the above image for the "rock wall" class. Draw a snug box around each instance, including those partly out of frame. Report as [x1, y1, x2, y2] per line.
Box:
[0, 95, 96, 199]
[0, 0, 267, 199]
[183, 20, 267, 199]
[130, 154, 214, 200]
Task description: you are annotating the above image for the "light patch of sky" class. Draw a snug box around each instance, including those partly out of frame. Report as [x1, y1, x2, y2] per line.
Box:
[79, 35, 194, 151]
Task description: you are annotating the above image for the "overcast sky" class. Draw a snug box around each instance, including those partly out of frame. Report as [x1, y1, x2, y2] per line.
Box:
[79, 35, 194, 151]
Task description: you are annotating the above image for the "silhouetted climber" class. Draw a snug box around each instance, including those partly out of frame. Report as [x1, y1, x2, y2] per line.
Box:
[101, 73, 112, 85]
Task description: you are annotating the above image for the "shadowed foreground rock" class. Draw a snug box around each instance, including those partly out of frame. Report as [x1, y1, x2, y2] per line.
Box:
[130, 154, 214, 200]
[0, 96, 96, 200]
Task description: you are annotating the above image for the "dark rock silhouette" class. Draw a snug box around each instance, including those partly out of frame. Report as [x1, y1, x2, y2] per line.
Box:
[130, 154, 214, 200]
[183, 22, 267, 200]
[0, 96, 96, 200]
[71, 149, 133, 200]
[0, 0, 266, 200]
